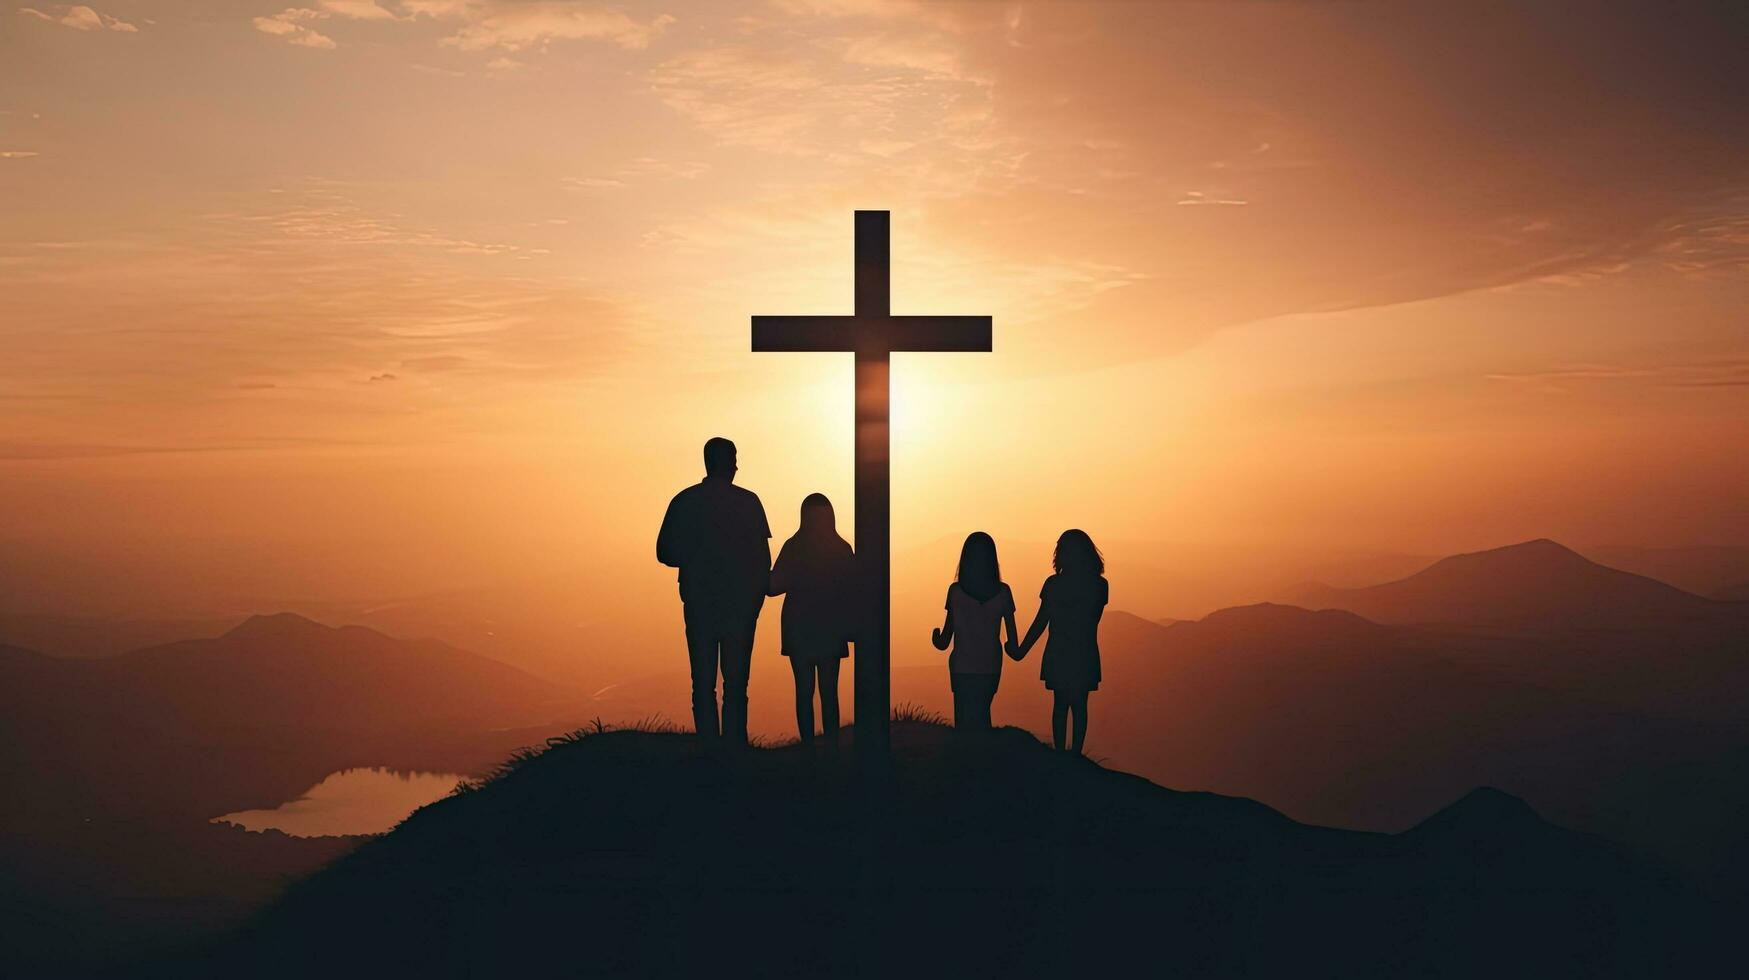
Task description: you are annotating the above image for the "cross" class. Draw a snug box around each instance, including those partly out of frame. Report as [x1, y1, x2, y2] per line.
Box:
[753, 210, 992, 752]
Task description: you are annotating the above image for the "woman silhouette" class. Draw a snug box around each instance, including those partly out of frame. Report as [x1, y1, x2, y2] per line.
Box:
[768, 494, 856, 743]
[1016, 530, 1108, 754]
[930, 532, 1021, 730]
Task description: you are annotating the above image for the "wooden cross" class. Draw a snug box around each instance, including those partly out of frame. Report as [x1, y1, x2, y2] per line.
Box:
[753, 210, 993, 751]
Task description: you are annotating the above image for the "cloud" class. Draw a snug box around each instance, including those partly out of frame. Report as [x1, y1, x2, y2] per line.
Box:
[0, 437, 377, 460]
[248, 3, 675, 63]
[440, 3, 676, 52]
[649, 39, 996, 161]
[254, 8, 337, 49]
[320, 0, 399, 20]
[1176, 192, 1248, 207]
[399, 0, 475, 18]
[1486, 359, 1749, 393]
[19, 4, 138, 32]
[399, 354, 472, 373]
[563, 176, 624, 190]
[0, 184, 638, 414]
[563, 157, 710, 191]
[241, 188, 532, 255]
[1, 151, 41, 159]
[835, 0, 1749, 361]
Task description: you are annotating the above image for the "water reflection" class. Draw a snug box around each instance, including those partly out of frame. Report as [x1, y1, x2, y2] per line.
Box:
[213, 768, 466, 837]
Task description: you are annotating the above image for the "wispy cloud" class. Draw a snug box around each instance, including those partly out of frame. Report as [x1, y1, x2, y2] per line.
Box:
[19, 4, 137, 32]
[563, 157, 709, 191]
[1176, 192, 1248, 207]
[399, 0, 475, 18]
[649, 39, 994, 161]
[240, 189, 537, 255]
[439, 3, 675, 52]
[1, 151, 41, 159]
[0, 434, 391, 461]
[1486, 360, 1749, 393]
[254, 8, 337, 49]
[0, 184, 639, 413]
[320, 0, 400, 20]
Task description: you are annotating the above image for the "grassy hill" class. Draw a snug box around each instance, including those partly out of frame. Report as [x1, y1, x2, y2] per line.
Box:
[174, 720, 1726, 979]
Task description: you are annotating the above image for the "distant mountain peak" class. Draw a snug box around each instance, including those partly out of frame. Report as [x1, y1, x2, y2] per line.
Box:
[1517, 537, 1574, 554]
[222, 612, 334, 642]
[1436, 538, 1588, 568]
[1287, 536, 1722, 628]
[1409, 787, 1547, 842]
[1198, 602, 1377, 631]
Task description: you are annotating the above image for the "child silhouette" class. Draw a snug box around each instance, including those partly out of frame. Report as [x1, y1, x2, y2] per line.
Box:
[768, 494, 856, 743]
[930, 532, 1021, 731]
[1016, 530, 1108, 754]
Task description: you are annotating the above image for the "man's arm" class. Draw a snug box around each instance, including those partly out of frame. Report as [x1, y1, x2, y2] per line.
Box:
[656, 494, 687, 568]
[750, 493, 773, 594]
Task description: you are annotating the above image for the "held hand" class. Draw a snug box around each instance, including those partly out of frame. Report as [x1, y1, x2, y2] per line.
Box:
[931, 628, 949, 651]
[1005, 638, 1022, 660]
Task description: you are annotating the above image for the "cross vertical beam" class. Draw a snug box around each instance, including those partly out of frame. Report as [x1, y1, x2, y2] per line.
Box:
[854, 212, 892, 750]
[752, 211, 992, 753]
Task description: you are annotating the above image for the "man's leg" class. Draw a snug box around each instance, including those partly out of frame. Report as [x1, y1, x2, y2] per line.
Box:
[683, 607, 721, 739]
[817, 658, 841, 737]
[976, 676, 997, 730]
[718, 621, 755, 745]
[790, 657, 816, 741]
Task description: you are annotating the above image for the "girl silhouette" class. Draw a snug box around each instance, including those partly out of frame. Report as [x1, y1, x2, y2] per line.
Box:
[930, 532, 1020, 731]
[768, 494, 856, 743]
[1017, 530, 1108, 754]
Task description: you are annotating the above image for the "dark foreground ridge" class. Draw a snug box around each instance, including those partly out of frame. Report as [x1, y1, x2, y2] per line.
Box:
[172, 721, 1723, 979]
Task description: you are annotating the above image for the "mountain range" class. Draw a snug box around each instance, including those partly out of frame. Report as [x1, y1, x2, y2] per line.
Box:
[2, 613, 577, 828]
[5, 537, 1747, 975]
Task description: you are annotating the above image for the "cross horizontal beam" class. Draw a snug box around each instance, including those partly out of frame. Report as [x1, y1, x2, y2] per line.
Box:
[750, 314, 992, 353]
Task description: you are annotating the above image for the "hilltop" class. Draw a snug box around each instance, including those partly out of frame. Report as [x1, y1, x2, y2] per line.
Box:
[178, 721, 1724, 979]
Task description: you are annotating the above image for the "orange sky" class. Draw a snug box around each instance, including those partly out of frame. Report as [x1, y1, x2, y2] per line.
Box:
[2, 1, 1746, 621]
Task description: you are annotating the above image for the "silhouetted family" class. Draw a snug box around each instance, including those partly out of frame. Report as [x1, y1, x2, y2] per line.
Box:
[658, 437, 1107, 753]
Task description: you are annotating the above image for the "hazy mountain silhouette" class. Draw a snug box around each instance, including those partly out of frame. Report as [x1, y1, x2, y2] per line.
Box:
[1590, 544, 1749, 598]
[169, 722, 1724, 979]
[2, 613, 574, 832]
[1716, 581, 1749, 602]
[1, 615, 585, 977]
[1289, 538, 1739, 627]
[0, 612, 244, 659]
[991, 602, 1749, 891]
[5, 612, 559, 736]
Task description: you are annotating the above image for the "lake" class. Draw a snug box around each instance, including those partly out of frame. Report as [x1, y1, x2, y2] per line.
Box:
[213, 767, 468, 837]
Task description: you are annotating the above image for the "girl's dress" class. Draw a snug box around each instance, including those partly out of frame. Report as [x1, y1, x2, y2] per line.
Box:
[770, 535, 855, 661]
[1038, 573, 1109, 692]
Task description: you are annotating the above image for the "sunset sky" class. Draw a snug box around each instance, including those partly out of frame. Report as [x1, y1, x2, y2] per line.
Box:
[2, 1, 1745, 620]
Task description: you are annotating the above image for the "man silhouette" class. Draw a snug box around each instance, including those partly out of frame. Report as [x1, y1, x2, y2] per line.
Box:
[657, 437, 772, 745]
